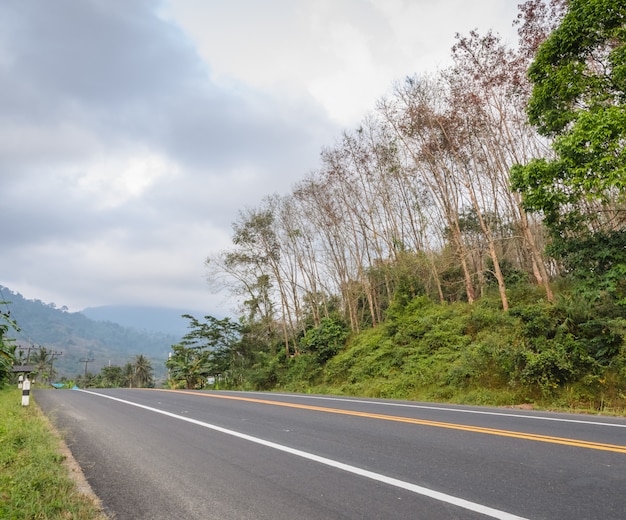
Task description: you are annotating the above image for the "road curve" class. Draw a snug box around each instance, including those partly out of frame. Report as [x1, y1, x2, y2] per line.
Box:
[34, 389, 626, 520]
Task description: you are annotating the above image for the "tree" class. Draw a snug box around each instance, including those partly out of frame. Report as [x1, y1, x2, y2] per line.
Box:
[123, 363, 134, 388]
[98, 365, 125, 388]
[0, 308, 18, 385]
[166, 314, 242, 389]
[31, 347, 52, 382]
[133, 354, 154, 388]
[166, 344, 211, 389]
[511, 0, 626, 302]
[210, 201, 298, 357]
[299, 317, 349, 363]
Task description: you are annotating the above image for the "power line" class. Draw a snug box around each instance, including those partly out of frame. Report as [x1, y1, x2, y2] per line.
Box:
[16, 344, 41, 364]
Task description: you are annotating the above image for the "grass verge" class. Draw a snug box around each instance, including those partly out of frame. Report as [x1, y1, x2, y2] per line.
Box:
[0, 386, 107, 520]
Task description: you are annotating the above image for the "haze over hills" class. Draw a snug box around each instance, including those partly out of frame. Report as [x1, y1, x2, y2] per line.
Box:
[1, 286, 191, 381]
[80, 305, 204, 337]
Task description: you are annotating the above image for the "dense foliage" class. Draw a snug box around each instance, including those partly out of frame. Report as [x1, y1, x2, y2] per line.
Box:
[511, 0, 626, 304]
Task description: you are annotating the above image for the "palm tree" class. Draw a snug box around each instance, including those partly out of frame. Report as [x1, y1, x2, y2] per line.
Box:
[133, 355, 154, 388]
[31, 347, 51, 382]
[123, 362, 134, 388]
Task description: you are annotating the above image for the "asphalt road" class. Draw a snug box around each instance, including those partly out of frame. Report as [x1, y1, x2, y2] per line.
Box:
[34, 389, 626, 520]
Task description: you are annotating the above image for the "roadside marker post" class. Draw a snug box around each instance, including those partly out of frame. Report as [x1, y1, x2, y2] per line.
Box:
[21, 377, 31, 406]
[18, 374, 23, 389]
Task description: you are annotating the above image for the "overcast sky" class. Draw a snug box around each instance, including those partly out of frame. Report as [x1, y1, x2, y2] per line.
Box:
[0, 0, 520, 315]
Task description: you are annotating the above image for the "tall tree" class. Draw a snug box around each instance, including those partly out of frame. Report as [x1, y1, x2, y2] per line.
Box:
[97, 365, 124, 388]
[381, 76, 478, 304]
[511, 0, 626, 302]
[133, 354, 154, 388]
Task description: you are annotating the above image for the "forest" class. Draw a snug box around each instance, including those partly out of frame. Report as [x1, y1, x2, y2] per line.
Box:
[163, 0, 626, 412]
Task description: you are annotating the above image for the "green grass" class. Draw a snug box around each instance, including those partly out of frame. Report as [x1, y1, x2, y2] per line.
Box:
[0, 386, 107, 520]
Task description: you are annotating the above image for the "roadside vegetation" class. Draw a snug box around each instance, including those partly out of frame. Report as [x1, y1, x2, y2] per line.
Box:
[0, 386, 107, 520]
[165, 0, 626, 415]
[74, 354, 155, 389]
[166, 286, 626, 414]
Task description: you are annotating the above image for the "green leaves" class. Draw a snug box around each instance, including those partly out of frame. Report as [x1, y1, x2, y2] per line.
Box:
[0, 307, 18, 386]
[166, 314, 242, 389]
[513, 0, 626, 303]
[166, 343, 212, 390]
[527, 0, 626, 134]
[299, 317, 349, 363]
[548, 230, 626, 304]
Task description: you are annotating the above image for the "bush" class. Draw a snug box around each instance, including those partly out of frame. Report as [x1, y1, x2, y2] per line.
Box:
[299, 317, 349, 363]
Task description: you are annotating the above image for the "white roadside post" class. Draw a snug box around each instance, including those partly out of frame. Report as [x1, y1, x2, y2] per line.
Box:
[18, 374, 23, 389]
[21, 377, 31, 406]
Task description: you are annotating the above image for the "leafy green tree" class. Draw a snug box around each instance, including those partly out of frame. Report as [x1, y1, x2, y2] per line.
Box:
[166, 314, 242, 389]
[179, 314, 241, 353]
[97, 365, 125, 388]
[299, 317, 349, 363]
[511, 0, 626, 301]
[166, 344, 211, 389]
[89, 365, 124, 388]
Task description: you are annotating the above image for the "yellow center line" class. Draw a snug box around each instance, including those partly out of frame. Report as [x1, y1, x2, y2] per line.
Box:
[147, 389, 626, 454]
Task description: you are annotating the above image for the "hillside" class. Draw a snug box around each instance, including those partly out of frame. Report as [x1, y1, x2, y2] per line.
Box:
[1, 286, 180, 380]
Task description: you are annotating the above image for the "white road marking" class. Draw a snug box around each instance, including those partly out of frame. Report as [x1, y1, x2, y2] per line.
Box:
[254, 392, 626, 428]
[77, 389, 530, 520]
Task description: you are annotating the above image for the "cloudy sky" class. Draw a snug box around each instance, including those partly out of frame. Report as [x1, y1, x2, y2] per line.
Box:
[0, 0, 520, 315]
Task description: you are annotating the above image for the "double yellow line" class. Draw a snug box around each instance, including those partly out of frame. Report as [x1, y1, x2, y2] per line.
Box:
[152, 389, 626, 454]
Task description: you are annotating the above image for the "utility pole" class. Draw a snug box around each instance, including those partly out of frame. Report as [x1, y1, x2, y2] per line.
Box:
[17, 344, 40, 364]
[79, 357, 95, 379]
[49, 351, 62, 383]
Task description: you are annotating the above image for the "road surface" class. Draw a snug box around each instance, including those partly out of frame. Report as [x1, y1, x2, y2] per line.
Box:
[34, 389, 626, 520]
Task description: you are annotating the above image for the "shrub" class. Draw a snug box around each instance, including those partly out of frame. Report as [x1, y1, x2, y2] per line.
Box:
[299, 317, 349, 363]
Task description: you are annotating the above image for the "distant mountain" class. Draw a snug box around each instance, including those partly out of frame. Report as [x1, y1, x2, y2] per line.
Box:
[80, 305, 201, 337]
[0, 286, 183, 381]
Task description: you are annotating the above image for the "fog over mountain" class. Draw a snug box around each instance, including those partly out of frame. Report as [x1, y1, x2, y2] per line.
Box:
[1, 285, 181, 380]
[80, 305, 205, 337]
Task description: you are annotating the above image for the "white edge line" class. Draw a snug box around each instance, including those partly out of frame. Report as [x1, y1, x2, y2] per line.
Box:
[76, 389, 530, 520]
[257, 392, 626, 428]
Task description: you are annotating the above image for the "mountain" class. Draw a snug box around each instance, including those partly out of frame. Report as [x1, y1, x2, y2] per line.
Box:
[80, 305, 200, 337]
[0, 286, 182, 381]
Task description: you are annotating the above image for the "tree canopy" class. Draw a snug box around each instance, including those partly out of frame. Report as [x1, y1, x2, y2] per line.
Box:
[511, 0, 626, 302]
[166, 315, 242, 389]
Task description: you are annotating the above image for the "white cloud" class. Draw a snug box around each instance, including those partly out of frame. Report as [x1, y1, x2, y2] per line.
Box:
[73, 151, 180, 209]
[166, 0, 519, 126]
[0, 0, 522, 315]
